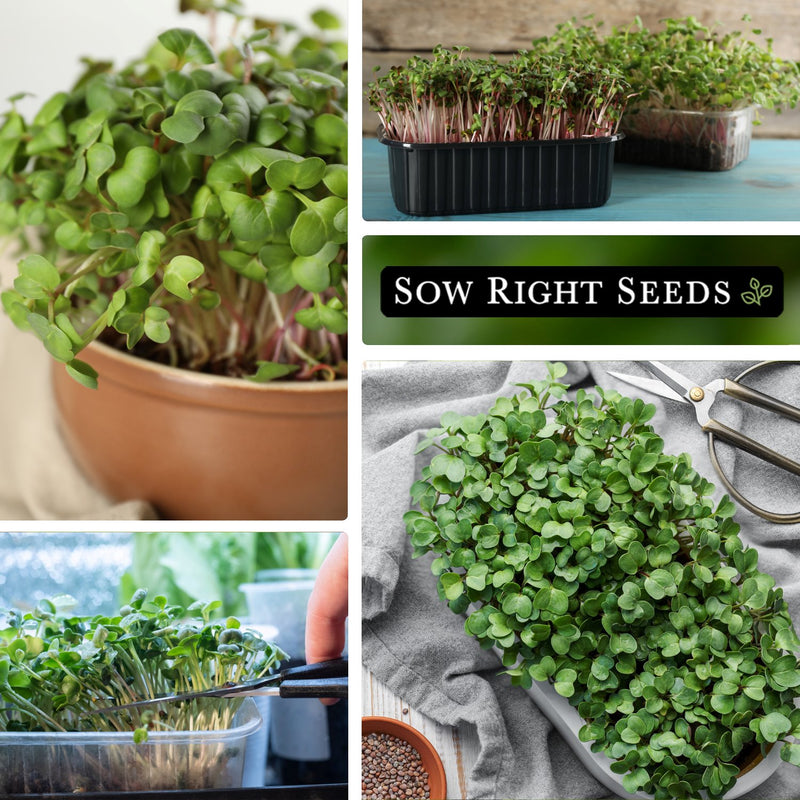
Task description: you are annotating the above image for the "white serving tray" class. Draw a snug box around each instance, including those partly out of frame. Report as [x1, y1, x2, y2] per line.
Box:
[525, 677, 783, 800]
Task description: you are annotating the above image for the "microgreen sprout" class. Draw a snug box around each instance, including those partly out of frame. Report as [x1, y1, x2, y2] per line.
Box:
[407, 363, 800, 800]
[0, 5, 347, 387]
[367, 46, 630, 143]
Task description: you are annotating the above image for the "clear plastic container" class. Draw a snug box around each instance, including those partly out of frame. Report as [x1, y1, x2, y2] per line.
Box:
[0, 698, 261, 794]
[617, 106, 755, 171]
[240, 569, 318, 660]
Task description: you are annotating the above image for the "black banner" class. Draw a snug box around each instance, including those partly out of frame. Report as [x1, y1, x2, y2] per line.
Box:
[380, 266, 783, 318]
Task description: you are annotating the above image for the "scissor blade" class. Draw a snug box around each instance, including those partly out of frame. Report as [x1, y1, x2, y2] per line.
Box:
[85, 680, 276, 716]
[635, 361, 697, 400]
[606, 370, 688, 404]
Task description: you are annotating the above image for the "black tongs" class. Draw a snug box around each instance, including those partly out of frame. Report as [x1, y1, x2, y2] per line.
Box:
[85, 657, 348, 716]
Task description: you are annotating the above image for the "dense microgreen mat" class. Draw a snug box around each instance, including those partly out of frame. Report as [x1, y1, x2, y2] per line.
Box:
[594, 15, 800, 113]
[407, 364, 800, 799]
[0, 3, 347, 386]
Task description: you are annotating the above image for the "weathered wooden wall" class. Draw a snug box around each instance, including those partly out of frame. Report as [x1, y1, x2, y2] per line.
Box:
[362, 0, 800, 136]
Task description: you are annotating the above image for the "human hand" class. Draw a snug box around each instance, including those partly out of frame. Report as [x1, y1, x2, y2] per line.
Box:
[305, 533, 348, 703]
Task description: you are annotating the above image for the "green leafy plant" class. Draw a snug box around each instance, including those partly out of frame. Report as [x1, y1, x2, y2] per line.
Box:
[254, 530, 338, 570]
[0, 4, 347, 388]
[367, 45, 629, 143]
[599, 15, 800, 113]
[120, 531, 338, 616]
[407, 363, 800, 800]
[0, 588, 284, 792]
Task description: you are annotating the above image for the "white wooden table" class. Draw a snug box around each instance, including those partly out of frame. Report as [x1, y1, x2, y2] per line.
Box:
[362, 666, 482, 800]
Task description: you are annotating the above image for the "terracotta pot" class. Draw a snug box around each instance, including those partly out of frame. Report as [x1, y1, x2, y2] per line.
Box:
[51, 342, 347, 520]
[362, 716, 447, 800]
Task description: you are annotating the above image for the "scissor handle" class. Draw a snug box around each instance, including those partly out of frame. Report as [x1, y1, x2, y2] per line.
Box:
[280, 657, 348, 682]
[707, 362, 800, 524]
[723, 378, 800, 423]
[279, 676, 348, 699]
[708, 432, 800, 525]
[701, 418, 800, 478]
[177, 658, 349, 699]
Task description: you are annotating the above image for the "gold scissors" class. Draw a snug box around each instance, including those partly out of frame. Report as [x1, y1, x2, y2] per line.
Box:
[607, 361, 800, 524]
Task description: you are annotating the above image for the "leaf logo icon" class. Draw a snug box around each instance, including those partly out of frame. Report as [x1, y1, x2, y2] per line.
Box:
[742, 278, 773, 306]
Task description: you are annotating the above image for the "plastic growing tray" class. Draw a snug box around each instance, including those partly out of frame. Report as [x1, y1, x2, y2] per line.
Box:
[378, 128, 624, 216]
[616, 106, 755, 171]
[0, 698, 261, 795]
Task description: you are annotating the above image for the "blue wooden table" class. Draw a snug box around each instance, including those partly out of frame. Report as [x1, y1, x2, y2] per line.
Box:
[362, 137, 800, 221]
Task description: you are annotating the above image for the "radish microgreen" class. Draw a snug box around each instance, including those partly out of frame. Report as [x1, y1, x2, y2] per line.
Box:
[367, 46, 630, 143]
[0, 5, 347, 387]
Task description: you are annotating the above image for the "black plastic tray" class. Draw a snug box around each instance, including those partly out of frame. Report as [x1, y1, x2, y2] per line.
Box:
[2, 783, 347, 800]
[379, 128, 623, 216]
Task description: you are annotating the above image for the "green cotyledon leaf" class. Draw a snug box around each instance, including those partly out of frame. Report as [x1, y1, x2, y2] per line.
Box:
[163, 255, 204, 300]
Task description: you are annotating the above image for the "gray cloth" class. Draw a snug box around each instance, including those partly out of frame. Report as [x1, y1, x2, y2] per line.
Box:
[362, 361, 800, 800]
[0, 254, 156, 520]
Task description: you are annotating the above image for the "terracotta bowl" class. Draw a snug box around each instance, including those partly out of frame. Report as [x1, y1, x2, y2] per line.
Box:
[51, 342, 347, 520]
[362, 716, 447, 800]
